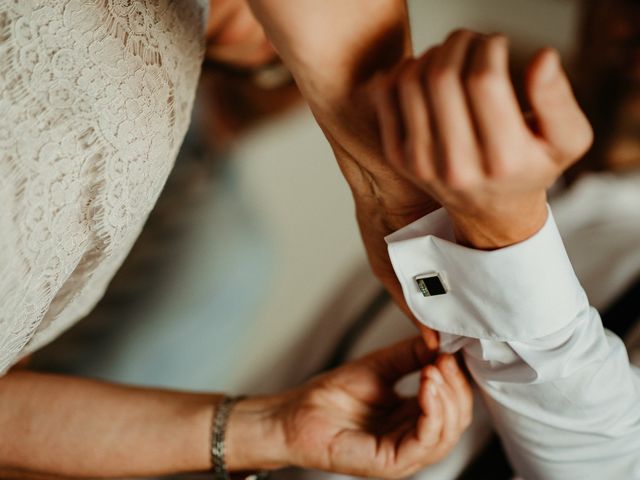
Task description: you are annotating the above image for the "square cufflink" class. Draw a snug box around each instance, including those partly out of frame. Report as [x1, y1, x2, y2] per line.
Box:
[415, 273, 448, 297]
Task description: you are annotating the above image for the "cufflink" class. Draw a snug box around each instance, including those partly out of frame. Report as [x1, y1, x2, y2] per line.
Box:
[415, 273, 447, 297]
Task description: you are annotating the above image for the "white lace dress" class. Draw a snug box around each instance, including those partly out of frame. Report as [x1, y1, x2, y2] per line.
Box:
[0, 0, 207, 375]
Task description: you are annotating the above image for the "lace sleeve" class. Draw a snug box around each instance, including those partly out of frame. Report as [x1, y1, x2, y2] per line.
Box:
[0, 0, 207, 374]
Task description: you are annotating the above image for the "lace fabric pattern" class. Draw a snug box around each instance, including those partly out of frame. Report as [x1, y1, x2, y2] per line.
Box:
[0, 0, 207, 374]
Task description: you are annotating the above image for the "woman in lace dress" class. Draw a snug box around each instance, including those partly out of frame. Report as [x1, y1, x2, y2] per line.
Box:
[0, 1, 472, 477]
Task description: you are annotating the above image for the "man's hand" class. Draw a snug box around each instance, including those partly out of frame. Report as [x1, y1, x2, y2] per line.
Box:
[227, 337, 472, 478]
[374, 30, 594, 249]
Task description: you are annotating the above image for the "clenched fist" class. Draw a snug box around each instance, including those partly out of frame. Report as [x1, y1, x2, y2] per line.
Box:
[374, 30, 593, 249]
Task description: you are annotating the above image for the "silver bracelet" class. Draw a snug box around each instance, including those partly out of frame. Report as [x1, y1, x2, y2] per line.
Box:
[211, 396, 269, 480]
[211, 396, 241, 480]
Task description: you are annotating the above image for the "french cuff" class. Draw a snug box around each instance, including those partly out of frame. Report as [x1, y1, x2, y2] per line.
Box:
[385, 207, 588, 341]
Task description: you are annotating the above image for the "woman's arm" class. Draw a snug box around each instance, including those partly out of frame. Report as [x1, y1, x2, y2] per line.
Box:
[0, 371, 235, 478]
[0, 338, 471, 479]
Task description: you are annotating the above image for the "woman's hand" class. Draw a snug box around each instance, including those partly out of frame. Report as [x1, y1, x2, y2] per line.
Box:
[0, 340, 467, 479]
[374, 30, 594, 249]
[227, 337, 472, 478]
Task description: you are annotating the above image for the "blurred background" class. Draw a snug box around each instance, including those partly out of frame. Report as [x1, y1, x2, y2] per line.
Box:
[32, 0, 640, 478]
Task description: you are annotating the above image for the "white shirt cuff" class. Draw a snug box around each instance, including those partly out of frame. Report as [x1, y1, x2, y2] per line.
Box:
[385, 207, 588, 341]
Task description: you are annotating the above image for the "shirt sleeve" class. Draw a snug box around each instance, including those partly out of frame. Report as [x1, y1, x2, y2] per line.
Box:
[386, 207, 640, 480]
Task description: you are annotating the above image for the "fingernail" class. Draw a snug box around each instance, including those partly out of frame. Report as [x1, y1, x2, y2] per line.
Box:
[539, 49, 560, 84]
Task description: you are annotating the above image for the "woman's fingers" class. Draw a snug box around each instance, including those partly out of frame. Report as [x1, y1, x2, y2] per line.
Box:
[465, 34, 529, 175]
[372, 354, 473, 474]
[425, 364, 461, 450]
[525, 48, 594, 164]
[437, 354, 473, 430]
[416, 372, 445, 446]
[366, 336, 435, 383]
[425, 30, 483, 186]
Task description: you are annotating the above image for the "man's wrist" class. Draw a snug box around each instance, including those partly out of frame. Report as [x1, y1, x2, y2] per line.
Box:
[450, 196, 549, 250]
[353, 181, 440, 233]
[385, 200, 580, 341]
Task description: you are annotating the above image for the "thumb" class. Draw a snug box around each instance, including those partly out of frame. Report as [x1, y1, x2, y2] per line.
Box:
[526, 48, 593, 164]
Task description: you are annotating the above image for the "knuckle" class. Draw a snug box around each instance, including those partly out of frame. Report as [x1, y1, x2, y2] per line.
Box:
[447, 28, 475, 44]
[302, 382, 328, 407]
[487, 152, 517, 178]
[466, 69, 501, 96]
[426, 63, 457, 90]
[443, 167, 478, 191]
[416, 44, 439, 69]
[486, 33, 509, 50]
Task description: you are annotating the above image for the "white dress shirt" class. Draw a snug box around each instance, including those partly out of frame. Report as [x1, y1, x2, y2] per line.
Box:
[386, 207, 640, 480]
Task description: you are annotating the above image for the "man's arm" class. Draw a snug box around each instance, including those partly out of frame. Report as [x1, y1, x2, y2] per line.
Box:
[246, 0, 440, 338]
[376, 30, 640, 479]
[386, 208, 640, 479]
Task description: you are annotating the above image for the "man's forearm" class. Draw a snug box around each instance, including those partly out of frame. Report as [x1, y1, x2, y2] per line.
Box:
[247, 0, 430, 215]
[247, 0, 411, 101]
[248, 1, 440, 324]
